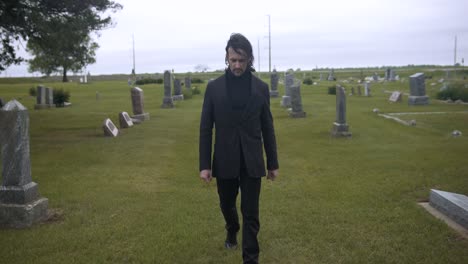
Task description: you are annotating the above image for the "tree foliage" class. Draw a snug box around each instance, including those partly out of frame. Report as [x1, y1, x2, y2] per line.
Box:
[0, 0, 122, 72]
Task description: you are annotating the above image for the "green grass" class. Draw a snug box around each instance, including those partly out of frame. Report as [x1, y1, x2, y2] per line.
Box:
[0, 74, 467, 264]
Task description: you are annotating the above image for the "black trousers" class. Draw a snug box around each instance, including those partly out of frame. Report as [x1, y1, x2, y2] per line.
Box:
[216, 169, 262, 264]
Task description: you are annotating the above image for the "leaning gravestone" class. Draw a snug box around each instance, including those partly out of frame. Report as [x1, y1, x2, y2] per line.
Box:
[408, 73, 429, 105]
[289, 82, 306, 118]
[389, 91, 403, 102]
[281, 73, 293, 107]
[161, 70, 174, 108]
[131, 87, 150, 121]
[102, 118, 119, 137]
[119, 112, 134, 128]
[172, 79, 184, 101]
[331, 86, 352, 137]
[270, 70, 279, 98]
[0, 100, 49, 228]
[429, 189, 468, 229]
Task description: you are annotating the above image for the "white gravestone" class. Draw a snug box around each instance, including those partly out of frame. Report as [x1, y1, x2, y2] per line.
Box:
[389, 91, 402, 102]
[119, 112, 134, 128]
[103, 118, 119, 137]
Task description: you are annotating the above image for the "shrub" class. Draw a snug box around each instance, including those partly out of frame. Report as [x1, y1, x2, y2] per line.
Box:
[303, 78, 313, 85]
[135, 78, 163, 85]
[328, 86, 336, 95]
[192, 78, 204, 84]
[192, 86, 201, 95]
[436, 82, 468, 102]
[53, 88, 70, 107]
[29, 86, 37, 96]
[183, 89, 193, 99]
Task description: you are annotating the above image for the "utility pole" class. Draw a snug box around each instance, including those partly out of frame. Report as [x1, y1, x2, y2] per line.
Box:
[454, 35, 457, 66]
[267, 15, 271, 73]
[132, 34, 136, 77]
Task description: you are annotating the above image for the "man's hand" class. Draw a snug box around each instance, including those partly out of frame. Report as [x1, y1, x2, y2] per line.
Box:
[200, 169, 213, 183]
[267, 169, 279, 181]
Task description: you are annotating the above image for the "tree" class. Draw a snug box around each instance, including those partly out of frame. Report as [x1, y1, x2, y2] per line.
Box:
[0, 0, 122, 72]
[27, 16, 99, 82]
[194, 64, 210, 72]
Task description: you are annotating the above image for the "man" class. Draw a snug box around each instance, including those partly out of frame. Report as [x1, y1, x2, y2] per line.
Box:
[199, 33, 279, 264]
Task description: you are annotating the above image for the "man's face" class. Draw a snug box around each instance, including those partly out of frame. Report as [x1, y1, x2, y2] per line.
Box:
[227, 47, 249, 77]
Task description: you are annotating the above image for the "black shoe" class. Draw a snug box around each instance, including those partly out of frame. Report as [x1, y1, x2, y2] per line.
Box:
[224, 232, 238, 249]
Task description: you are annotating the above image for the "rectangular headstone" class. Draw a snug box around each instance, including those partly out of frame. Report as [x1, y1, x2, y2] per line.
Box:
[289, 82, 306, 118]
[131, 87, 150, 121]
[270, 70, 279, 98]
[331, 86, 351, 137]
[408, 72, 429, 105]
[162, 70, 174, 108]
[119, 112, 134, 128]
[389, 91, 402, 102]
[429, 189, 468, 229]
[102, 118, 119, 137]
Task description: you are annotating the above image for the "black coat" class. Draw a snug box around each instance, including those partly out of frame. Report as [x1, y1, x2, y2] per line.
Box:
[199, 72, 279, 179]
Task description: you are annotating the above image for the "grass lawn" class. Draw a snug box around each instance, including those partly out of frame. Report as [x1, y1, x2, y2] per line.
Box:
[0, 74, 467, 263]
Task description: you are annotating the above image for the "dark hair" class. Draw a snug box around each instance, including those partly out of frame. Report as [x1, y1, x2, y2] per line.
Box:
[225, 33, 255, 72]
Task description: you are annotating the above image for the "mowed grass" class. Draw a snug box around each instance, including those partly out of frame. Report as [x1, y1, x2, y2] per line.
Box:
[0, 75, 467, 264]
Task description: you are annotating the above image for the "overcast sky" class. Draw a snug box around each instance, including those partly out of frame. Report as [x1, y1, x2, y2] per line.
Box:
[3, 0, 468, 77]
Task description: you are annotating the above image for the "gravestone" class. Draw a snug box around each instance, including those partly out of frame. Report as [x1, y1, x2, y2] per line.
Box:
[408, 73, 429, 105]
[119, 112, 134, 128]
[289, 82, 306, 118]
[328, 69, 335, 81]
[357, 86, 362, 96]
[131, 87, 150, 121]
[281, 73, 294, 107]
[34, 86, 55, 109]
[320, 73, 324, 81]
[373, 72, 378, 81]
[185, 77, 192, 93]
[102, 118, 119, 137]
[172, 79, 184, 101]
[351, 87, 355, 95]
[161, 70, 174, 108]
[389, 91, 403, 102]
[270, 70, 279, 98]
[331, 86, 352, 137]
[429, 189, 468, 229]
[364, 82, 371, 96]
[0, 100, 48, 228]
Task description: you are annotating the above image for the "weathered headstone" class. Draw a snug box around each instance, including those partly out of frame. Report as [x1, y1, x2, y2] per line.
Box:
[408, 73, 429, 105]
[331, 86, 352, 137]
[161, 70, 174, 108]
[131, 87, 150, 121]
[429, 189, 468, 229]
[328, 69, 335, 81]
[389, 91, 403, 102]
[357, 86, 362, 96]
[270, 70, 279, 98]
[119, 112, 134, 128]
[34, 86, 55, 109]
[364, 82, 371, 96]
[172, 79, 184, 101]
[281, 73, 293, 107]
[0, 100, 48, 228]
[102, 118, 118, 137]
[289, 82, 306, 118]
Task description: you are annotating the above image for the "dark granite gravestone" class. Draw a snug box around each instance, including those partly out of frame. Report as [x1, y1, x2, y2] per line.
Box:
[131, 87, 150, 121]
[0, 100, 48, 228]
[119, 112, 134, 128]
[408, 73, 429, 105]
[270, 69, 279, 98]
[185, 77, 192, 93]
[161, 70, 174, 108]
[173, 79, 184, 101]
[331, 86, 352, 137]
